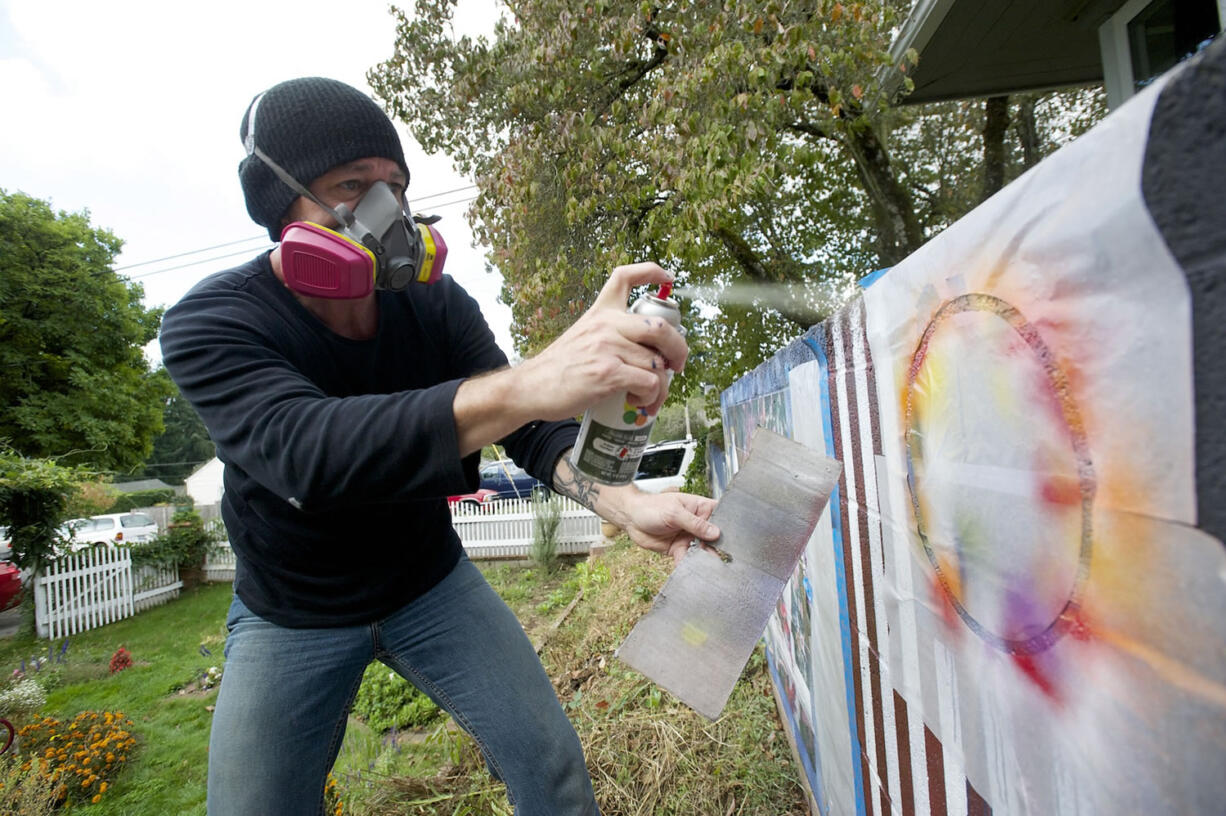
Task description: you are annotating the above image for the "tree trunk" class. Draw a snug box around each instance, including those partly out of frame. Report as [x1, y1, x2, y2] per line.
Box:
[840, 125, 925, 265]
[1015, 95, 1041, 170]
[981, 95, 1010, 202]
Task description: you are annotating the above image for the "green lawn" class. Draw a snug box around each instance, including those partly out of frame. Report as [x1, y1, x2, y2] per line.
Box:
[0, 547, 808, 815]
[0, 583, 231, 814]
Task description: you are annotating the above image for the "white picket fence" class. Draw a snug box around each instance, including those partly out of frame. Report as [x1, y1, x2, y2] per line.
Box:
[33, 548, 183, 640]
[204, 545, 237, 583]
[449, 495, 603, 559]
[29, 499, 601, 638]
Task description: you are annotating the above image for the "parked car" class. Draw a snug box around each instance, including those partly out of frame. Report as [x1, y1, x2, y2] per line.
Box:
[0, 526, 10, 562]
[0, 561, 21, 611]
[447, 488, 498, 508]
[479, 460, 549, 501]
[633, 439, 698, 493]
[59, 513, 159, 550]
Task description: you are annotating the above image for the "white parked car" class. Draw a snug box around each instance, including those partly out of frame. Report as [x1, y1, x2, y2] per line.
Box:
[633, 439, 698, 493]
[59, 513, 159, 550]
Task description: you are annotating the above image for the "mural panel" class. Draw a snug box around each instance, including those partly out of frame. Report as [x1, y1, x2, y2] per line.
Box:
[721, 47, 1226, 816]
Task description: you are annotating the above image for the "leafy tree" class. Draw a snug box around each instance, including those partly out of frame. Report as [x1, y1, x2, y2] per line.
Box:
[0, 191, 173, 471]
[371, 0, 1105, 390]
[140, 390, 216, 485]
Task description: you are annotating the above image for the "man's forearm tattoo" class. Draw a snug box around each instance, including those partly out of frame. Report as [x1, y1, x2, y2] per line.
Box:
[553, 453, 602, 509]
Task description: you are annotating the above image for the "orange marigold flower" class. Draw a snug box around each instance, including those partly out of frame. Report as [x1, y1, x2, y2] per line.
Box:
[99, 782, 108, 793]
[92, 794, 101, 804]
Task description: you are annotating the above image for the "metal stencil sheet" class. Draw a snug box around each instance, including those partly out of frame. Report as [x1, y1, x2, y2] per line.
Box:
[617, 428, 842, 720]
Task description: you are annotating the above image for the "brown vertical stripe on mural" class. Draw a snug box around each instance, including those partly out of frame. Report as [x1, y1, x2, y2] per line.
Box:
[967, 780, 992, 816]
[924, 725, 947, 816]
[856, 298, 889, 577]
[894, 691, 916, 816]
[842, 308, 893, 814]
[826, 325, 874, 813]
[858, 297, 885, 460]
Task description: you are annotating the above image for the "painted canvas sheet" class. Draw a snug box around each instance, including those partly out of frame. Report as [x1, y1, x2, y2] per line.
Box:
[862, 71, 1226, 814]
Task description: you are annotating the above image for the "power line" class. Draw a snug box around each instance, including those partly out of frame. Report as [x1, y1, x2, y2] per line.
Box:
[420, 195, 478, 212]
[128, 246, 274, 279]
[410, 184, 477, 202]
[114, 235, 268, 271]
[115, 185, 479, 274]
[126, 196, 479, 281]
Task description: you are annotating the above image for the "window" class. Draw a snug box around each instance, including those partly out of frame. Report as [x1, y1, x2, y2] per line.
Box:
[636, 448, 686, 479]
[121, 514, 154, 528]
[1100, 0, 1223, 108]
[1128, 0, 1221, 91]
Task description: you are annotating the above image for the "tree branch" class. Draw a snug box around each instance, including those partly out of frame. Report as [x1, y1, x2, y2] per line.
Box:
[595, 22, 670, 119]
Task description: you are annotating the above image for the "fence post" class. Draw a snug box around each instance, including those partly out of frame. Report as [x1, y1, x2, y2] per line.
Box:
[32, 569, 47, 639]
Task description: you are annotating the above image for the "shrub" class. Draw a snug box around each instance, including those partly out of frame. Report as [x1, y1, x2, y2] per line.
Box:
[107, 489, 176, 513]
[127, 509, 220, 569]
[530, 487, 562, 572]
[63, 481, 119, 519]
[682, 422, 712, 497]
[16, 711, 136, 806]
[0, 450, 91, 577]
[351, 664, 441, 733]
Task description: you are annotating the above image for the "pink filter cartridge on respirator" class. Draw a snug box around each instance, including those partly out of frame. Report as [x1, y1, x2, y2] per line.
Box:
[280, 222, 376, 299]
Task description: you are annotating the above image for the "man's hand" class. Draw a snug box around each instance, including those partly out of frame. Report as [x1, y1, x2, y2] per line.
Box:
[515, 262, 686, 421]
[552, 455, 719, 566]
[619, 490, 720, 565]
[453, 262, 688, 456]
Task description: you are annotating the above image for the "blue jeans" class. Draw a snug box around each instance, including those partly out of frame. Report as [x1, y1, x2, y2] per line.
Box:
[207, 556, 599, 815]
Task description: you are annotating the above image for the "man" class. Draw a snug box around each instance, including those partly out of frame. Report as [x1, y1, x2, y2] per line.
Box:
[160, 76, 720, 815]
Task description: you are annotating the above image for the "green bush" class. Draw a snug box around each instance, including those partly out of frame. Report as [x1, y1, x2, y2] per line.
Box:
[0, 450, 90, 576]
[351, 662, 442, 733]
[127, 509, 220, 569]
[682, 422, 712, 497]
[107, 488, 176, 513]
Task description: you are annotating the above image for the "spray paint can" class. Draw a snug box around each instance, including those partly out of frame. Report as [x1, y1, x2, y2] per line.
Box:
[570, 283, 682, 484]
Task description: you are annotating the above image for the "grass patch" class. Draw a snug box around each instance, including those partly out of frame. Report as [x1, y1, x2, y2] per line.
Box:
[0, 583, 231, 815]
[336, 541, 809, 815]
[0, 547, 808, 815]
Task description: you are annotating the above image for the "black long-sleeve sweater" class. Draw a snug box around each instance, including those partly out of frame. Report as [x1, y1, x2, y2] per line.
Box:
[160, 252, 578, 627]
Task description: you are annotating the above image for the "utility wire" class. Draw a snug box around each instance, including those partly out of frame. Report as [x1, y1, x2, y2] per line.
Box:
[114, 235, 268, 271]
[125, 196, 479, 281]
[115, 185, 478, 273]
[409, 183, 478, 202]
[128, 246, 273, 279]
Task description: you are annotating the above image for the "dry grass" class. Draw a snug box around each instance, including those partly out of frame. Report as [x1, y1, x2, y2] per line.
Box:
[546, 541, 808, 816]
[344, 540, 809, 815]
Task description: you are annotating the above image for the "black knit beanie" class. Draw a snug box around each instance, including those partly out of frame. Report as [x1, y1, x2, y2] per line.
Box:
[238, 77, 410, 241]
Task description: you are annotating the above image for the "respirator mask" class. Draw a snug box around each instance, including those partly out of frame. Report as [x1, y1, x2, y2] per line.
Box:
[243, 95, 446, 299]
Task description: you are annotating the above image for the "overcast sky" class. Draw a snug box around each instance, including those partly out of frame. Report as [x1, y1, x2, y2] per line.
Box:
[0, 0, 514, 358]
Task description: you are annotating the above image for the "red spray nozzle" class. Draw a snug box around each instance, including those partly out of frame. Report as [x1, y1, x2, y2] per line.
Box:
[657, 281, 674, 299]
